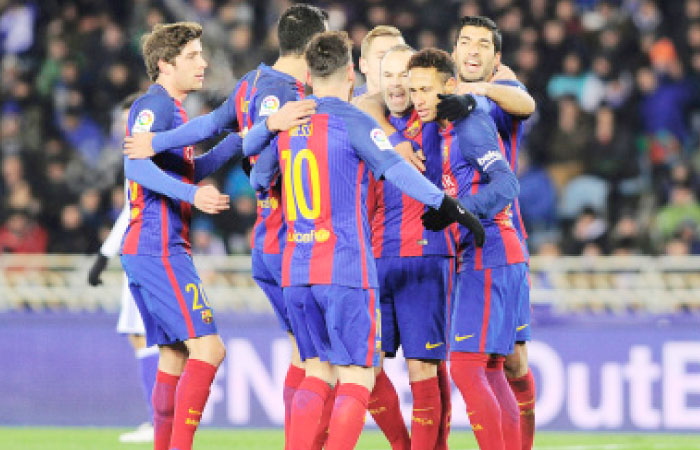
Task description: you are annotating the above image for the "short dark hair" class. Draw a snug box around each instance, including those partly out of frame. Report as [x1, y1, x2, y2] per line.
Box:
[141, 22, 203, 81]
[305, 31, 352, 79]
[407, 48, 456, 82]
[278, 4, 328, 56]
[457, 15, 502, 53]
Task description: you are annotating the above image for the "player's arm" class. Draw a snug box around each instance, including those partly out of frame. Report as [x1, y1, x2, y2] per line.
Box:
[249, 140, 279, 191]
[193, 132, 243, 183]
[88, 195, 129, 285]
[242, 99, 316, 157]
[455, 110, 519, 218]
[457, 79, 535, 118]
[354, 93, 426, 172]
[123, 96, 238, 159]
[347, 112, 485, 244]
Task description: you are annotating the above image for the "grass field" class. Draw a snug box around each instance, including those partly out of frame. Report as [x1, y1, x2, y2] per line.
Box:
[1, 428, 699, 450]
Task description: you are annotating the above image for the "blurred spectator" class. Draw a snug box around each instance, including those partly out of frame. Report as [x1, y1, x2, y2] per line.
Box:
[563, 206, 609, 255]
[191, 217, 227, 255]
[655, 182, 700, 240]
[0, 0, 36, 55]
[48, 204, 94, 254]
[0, 209, 47, 254]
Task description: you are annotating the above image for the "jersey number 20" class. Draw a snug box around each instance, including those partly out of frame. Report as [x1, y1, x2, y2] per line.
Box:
[280, 149, 321, 221]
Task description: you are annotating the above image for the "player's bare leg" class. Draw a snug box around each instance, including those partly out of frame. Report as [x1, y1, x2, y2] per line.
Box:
[370, 352, 410, 450]
[485, 355, 521, 450]
[407, 359, 441, 450]
[289, 357, 335, 449]
[324, 365, 375, 450]
[504, 343, 534, 450]
[152, 343, 187, 450]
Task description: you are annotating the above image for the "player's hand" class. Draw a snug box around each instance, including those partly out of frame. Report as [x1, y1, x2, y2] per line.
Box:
[123, 132, 156, 159]
[422, 195, 485, 247]
[88, 253, 108, 286]
[395, 141, 426, 172]
[266, 99, 316, 132]
[193, 185, 230, 214]
[456, 81, 490, 96]
[492, 64, 517, 81]
[437, 93, 476, 122]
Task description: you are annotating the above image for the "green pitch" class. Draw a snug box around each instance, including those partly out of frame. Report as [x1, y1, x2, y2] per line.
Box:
[1, 428, 699, 450]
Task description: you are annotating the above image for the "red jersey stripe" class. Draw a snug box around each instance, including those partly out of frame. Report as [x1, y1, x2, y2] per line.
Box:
[278, 132, 294, 286]
[160, 198, 169, 257]
[369, 174, 385, 258]
[175, 102, 194, 253]
[355, 161, 370, 290]
[162, 256, 196, 338]
[470, 171, 483, 270]
[365, 288, 377, 367]
[479, 268, 492, 353]
[123, 180, 144, 254]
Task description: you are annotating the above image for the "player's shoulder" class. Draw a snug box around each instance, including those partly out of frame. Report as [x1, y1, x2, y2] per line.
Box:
[454, 108, 497, 144]
[129, 86, 175, 132]
[324, 98, 376, 127]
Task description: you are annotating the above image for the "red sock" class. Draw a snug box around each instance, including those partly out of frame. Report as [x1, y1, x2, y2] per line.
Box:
[284, 365, 306, 450]
[311, 383, 338, 450]
[410, 377, 441, 450]
[435, 361, 451, 450]
[486, 357, 521, 450]
[325, 383, 370, 450]
[450, 352, 504, 450]
[290, 376, 331, 450]
[369, 370, 410, 450]
[170, 359, 218, 450]
[507, 369, 535, 450]
[152, 370, 179, 450]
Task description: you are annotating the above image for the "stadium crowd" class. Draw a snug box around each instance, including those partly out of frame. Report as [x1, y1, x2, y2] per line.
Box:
[2, 0, 700, 256]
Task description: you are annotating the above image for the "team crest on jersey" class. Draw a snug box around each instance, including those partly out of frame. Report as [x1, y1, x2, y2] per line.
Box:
[405, 120, 421, 138]
[370, 128, 393, 151]
[201, 309, 213, 324]
[132, 109, 155, 132]
[259, 95, 280, 116]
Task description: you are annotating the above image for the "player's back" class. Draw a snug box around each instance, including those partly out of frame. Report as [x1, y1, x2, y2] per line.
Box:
[122, 84, 194, 256]
[277, 96, 399, 289]
[230, 64, 305, 254]
[370, 109, 455, 258]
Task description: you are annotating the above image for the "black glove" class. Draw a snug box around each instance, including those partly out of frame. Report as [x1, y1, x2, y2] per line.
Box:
[88, 253, 108, 286]
[436, 93, 476, 122]
[421, 195, 485, 247]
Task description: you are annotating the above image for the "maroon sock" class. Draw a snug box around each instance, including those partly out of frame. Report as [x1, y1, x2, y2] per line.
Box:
[325, 383, 370, 450]
[507, 369, 535, 450]
[435, 361, 451, 450]
[486, 357, 521, 450]
[311, 383, 338, 450]
[369, 370, 410, 450]
[284, 365, 306, 450]
[450, 352, 504, 450]
[152, 370, 179, 450]
[290, 376, 331, 450]
[170, 359, 218, 450]
[410, 377, 441, 450]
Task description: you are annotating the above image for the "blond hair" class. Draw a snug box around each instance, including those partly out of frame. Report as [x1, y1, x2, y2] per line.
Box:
[360, 25, 403, 59]
[141, 22, 203, 81]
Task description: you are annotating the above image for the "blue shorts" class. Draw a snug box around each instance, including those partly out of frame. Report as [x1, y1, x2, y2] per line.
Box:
[121, 253, 218, 347]
[284, 284, 380, 367]
[377, 256, 452, 360]
[450, 263, 527, 356]
[251, 249, 291, 333]
[515, 270, 532, 342]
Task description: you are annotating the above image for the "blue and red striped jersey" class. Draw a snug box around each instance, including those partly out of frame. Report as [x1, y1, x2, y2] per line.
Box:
[264, 96, 403, 288]
[122, 84, 194, 256]
[487, 81, 530, 259]
[227, 64, 305, 254]
[368, 109, 455, 258]
[440, 107, 526, 271]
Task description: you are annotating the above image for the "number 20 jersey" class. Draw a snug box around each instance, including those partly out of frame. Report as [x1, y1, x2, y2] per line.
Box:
[274, 96, 403, 289]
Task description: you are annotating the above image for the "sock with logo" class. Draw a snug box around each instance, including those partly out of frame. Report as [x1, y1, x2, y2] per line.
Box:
[507, 369, 535, 450]
[325, 383, 371, 450]
[136, 345, 159, 420]
[311, 382, 338, 450]
[290, 376, 332, 450]
[450, 352, 504, 450]
[486, 357, 521, 450]
[410, 376, 441, 450]
[152, 370, 179, 450]
[435, 361, 452, 450]
[169, 359, 218, 450]
[369, 370, 410, 450]
[283, 364, 306, 449]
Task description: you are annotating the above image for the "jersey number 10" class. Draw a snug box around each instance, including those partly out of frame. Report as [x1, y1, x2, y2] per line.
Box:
[280, 149, 321, 221]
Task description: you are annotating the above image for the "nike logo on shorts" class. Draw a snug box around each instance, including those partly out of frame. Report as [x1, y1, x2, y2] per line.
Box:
[425, 341, 444, 350]
[455, 334, 474, 342]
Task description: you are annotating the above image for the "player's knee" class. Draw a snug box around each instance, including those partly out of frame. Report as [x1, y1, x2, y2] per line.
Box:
[407, 358, 439, 382]
[504, 343, 528, 379]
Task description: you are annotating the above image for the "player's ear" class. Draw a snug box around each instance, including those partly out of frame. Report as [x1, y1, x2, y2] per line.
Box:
[359, 57, 369, 75]
[157, 58, 173, 77]
[444, 76, 457, 95]
[306, 71, 313, 87]
[347, 63, 355, 83]
[494, 51, 502, 68]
